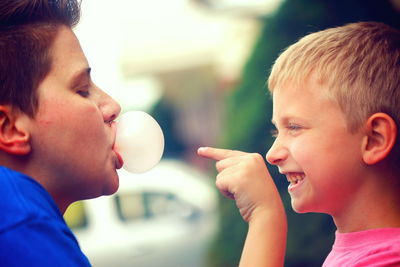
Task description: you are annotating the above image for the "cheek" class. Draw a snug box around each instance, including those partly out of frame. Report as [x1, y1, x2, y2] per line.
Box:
[69, 112, 107, 149]
[36, 97, 74, 127]
[36, 100, 105, 145]
[290, 137, 315, 166]
[290, 135, 334, 177]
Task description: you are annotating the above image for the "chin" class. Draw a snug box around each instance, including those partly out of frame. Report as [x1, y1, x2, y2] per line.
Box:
[102, 172, 120, 196]
[103, 185, 119, 196]
[291, 200, 312, 214]
[83, 171, 120, 199]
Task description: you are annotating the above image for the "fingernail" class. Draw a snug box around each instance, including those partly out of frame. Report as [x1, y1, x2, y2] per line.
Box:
[197, 147, 207, 153]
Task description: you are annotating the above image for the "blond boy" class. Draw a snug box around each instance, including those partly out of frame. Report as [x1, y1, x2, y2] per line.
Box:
[198, 22, 400, 266]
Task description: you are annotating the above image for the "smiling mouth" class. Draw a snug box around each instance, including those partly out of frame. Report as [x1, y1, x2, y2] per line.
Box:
[286, 173, 305, 185]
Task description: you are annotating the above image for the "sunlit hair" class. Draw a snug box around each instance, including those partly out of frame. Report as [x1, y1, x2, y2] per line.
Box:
[268, 22, 400, 133]
[268, 22, 400, 163]
[0, 0, 81, 116]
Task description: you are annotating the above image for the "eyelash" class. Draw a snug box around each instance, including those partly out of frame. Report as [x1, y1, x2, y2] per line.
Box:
[77, 85, 90, 97]
[270, 129, 278, 138]
[287, 123, 301, 131]
[270, 123, 302, 138]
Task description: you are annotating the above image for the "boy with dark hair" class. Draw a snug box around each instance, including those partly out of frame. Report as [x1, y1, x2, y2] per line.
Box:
[0, 0, 122, 265]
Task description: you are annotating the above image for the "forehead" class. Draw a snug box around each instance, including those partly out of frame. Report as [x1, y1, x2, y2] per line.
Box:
[47, 25, 89, 76]
[271, 78, 343, 124]
[35, 25, 90, 107]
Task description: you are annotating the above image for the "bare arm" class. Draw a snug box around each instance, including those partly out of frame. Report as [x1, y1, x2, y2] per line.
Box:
[197, 147, 287, 267]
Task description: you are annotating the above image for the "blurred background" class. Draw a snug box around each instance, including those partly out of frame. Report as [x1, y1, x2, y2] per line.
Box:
[64, 0, 400, 266]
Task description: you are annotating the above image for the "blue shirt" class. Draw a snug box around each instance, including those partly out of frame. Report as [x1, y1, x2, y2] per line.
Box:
[0, 167, 91, 266]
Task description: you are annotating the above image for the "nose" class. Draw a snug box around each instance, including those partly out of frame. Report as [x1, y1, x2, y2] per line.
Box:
[98, 89, 121, 123]
[265, 138, 288, 166]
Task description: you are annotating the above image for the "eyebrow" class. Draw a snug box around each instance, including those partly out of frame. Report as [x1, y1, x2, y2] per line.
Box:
[69, 67, 91, 88]
[271, 115, 301, 126]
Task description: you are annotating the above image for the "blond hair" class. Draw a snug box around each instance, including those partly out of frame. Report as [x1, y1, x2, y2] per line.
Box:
[268, 22, 400, 135]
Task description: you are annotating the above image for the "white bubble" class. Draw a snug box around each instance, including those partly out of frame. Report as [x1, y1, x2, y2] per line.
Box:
[115, 111, 164, 173]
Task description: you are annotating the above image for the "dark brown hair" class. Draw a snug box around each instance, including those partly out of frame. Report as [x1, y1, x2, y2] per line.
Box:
[0, 0, 81, 116]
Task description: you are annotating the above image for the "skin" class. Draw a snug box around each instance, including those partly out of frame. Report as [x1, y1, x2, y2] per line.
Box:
[0, 25, 122, 214]
[198, 75, 400, 266]
[267, 78, 400, 232]
[266, 81, 366, 217]
[197, 147, 287, 267]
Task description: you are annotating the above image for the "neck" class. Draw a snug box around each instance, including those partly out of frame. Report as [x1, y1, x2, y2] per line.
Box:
[55, 200, 69, 215]
[332, 170, 400, 233]
[1, 156, 72, 215]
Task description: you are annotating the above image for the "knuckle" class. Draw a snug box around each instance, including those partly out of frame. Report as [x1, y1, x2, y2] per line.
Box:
[215, 161, 223, 172]
[246, 153, 264, 164]
[215, 174, 223, 187]
[251, 153, 263, 160]
[239, 153, 261, 163]
[215, 179, 226, 193]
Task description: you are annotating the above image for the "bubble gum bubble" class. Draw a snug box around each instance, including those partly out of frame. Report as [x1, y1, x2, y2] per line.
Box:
[115, 111, 164, 173]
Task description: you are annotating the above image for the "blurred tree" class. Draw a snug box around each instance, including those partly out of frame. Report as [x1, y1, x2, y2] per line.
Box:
[209, 0, 400, 266]
[152, 100, 188, 158]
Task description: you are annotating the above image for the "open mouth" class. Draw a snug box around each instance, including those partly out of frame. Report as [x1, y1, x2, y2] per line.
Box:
[286, 173, 305, 185]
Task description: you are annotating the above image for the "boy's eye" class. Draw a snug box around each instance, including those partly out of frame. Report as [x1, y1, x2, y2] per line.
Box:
[287, 123, 302, 133]
[270, 129, 278, 138]
[77, 86, 90, 97]
[270, 122, 303, 138]
[77, 90, 90, 97]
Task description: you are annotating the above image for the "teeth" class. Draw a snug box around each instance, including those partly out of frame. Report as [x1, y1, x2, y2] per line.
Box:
[287, 173, 305, 184]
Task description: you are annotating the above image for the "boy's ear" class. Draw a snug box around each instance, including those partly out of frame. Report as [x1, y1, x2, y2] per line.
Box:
[0, 105, 31, 155]
[362, 112, 397, 165]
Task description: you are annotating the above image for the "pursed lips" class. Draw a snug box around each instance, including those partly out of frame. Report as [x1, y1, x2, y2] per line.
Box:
[110, 121, 124, 169]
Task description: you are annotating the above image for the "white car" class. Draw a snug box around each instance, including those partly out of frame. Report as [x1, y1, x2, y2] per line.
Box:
[65, 160, 219, 267]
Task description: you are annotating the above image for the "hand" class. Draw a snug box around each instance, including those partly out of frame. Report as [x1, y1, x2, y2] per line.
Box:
[197, 147, 283, 223]
[198, 146, 287, 266]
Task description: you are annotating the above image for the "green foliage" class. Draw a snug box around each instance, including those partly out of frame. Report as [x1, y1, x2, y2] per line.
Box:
[210, 0, 400, 266]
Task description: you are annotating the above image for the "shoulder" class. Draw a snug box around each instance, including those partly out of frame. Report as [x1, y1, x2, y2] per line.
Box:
[0, 167, 90, 266]
[324, 228, 400, 267]
[0, 216, 91, 266]
[0, 166, 59, 230]
[354, 237, 400, 267]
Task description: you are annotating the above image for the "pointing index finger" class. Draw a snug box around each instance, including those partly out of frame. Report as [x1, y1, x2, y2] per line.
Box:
[197, 147, 245, 161]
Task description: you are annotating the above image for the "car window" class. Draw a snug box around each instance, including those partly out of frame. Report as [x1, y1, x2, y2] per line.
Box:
[64, 191, 198, 229]
[115, 191, 187, 222]
[114, 192, 146, 221]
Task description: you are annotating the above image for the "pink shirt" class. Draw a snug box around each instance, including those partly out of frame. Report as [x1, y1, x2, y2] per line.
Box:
[323, 228, 400, 267]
